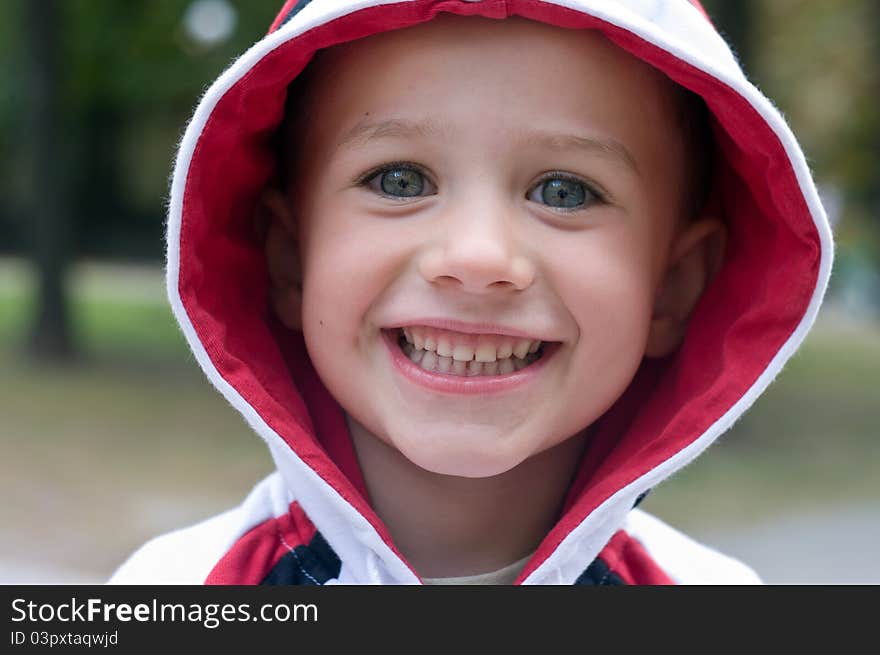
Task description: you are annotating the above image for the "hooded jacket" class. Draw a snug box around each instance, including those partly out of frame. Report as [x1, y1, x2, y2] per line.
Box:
[109, 0, 832, 585]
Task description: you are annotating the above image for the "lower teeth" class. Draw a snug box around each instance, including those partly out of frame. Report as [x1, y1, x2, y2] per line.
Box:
[397, 336, 543, 377]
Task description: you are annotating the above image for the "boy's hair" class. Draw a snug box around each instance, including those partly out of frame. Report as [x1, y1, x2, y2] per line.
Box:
[674, 88, 715, 222]
[275, 46, 715, 222]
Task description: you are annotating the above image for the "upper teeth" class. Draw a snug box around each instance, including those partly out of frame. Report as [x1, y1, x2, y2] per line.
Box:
[400, 326, 541, 362]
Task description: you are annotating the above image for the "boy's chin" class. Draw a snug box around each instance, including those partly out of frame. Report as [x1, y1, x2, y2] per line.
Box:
[394, 437, 529, 479]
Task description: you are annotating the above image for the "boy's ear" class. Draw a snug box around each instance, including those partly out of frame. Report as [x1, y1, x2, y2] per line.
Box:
[261, 188, 304, 331]
[645, 217, 726, 358]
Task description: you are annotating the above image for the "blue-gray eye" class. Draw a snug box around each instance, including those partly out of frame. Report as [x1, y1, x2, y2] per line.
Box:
[528, 176, 590, 209]
[376, 167, 425, 197]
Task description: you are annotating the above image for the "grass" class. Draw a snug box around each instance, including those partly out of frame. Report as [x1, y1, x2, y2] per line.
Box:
[1, 258, 879, 579]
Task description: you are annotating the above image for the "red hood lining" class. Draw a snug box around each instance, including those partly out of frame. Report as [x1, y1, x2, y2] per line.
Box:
[176, 0, 821, 578]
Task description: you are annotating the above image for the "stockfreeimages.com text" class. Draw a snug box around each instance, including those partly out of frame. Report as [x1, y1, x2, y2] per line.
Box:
[11, 597, 317, 630]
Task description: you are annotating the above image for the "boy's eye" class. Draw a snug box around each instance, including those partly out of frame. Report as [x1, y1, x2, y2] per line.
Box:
[527, 176, 596, 209]
[365, 165, 436, 198]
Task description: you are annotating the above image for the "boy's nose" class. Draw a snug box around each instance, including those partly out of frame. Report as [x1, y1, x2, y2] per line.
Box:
[417, 205, 536, 295]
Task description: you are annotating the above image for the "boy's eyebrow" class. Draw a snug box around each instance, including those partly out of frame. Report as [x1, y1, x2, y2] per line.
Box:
[521, 130, 640, 176]
[335, 118, 449, 150]
[336, 118, 639, 175]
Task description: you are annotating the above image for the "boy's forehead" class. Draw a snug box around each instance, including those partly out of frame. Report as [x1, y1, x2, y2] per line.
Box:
[318, 14, 663, 83]
[283, 12, 689, 195]
[301, 14, 681, 134]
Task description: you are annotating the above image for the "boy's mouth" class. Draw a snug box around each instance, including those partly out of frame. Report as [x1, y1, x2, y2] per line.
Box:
[389, 327, 548, 377]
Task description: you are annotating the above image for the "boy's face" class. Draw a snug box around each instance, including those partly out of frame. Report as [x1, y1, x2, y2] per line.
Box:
[274, 15, 702, 478]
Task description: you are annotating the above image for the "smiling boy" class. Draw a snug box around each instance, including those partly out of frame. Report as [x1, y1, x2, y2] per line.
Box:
[261, 14, 724, 578]
[111, 0, 831, 585]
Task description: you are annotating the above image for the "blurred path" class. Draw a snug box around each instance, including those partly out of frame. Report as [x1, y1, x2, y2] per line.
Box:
[695, 502, 880, 584]
[0, 561, 103, 585]
[2, 502, 877, 584]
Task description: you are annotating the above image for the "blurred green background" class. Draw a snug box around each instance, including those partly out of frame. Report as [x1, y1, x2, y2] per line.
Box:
[0, 0, 878, 584]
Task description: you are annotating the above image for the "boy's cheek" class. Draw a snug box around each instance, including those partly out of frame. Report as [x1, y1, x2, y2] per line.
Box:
[299, 259, 382, 347]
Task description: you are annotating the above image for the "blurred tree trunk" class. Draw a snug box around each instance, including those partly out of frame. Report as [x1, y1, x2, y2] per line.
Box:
[871, 3, 880, 222]
[704, 0, 755, 75]
[24, 0, 75, 361]
[870, 1, 880, 310]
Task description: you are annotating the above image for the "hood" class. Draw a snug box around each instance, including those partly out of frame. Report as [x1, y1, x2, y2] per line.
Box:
[165, 0, 832, 584]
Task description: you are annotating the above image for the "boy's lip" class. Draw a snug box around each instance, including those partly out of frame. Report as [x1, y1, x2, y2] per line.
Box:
[383, 317, 557, 342]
